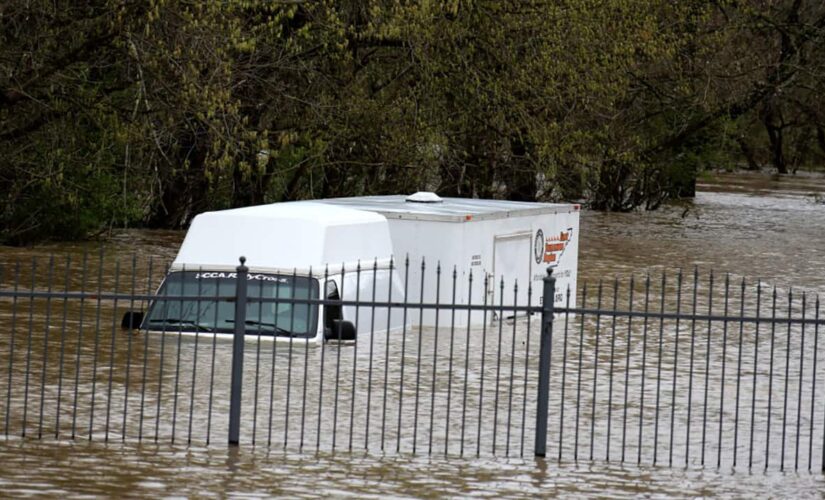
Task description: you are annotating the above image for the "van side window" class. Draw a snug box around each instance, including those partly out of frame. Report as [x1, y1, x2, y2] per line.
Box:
[324, 280, 342, 331]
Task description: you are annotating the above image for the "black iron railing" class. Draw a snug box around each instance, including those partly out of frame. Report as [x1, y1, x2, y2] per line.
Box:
[0, 252, 823, 473]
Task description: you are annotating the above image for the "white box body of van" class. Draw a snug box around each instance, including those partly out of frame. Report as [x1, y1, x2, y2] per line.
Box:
[319, 195, 579, 327]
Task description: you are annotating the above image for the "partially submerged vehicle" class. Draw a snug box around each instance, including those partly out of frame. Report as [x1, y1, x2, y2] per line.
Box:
[128, 193, 580, 343]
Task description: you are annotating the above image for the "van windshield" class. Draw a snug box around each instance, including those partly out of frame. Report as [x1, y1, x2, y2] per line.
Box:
[144, 271, 319, 338]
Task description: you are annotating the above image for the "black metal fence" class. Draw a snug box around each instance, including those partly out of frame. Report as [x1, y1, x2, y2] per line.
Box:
[0, 251, 823, 473]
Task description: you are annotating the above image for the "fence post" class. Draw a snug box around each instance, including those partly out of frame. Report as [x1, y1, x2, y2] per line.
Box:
[228, 256, 248, 446]
[534, 268, 556, 457]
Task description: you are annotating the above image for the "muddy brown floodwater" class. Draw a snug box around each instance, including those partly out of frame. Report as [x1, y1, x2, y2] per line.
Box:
[1, 171, 825, 497]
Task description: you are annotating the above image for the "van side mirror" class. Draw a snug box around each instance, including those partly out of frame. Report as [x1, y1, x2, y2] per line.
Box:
[324, 319, 356, 342]
[121, 311, 144, 330]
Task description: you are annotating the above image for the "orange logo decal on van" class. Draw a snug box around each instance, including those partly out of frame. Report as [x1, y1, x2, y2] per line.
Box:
[543, 228, 573, 266]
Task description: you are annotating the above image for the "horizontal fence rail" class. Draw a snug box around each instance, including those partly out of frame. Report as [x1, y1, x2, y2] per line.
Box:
[0, 251, 823, 473]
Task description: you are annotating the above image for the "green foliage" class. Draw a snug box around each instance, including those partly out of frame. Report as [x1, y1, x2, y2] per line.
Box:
[2, 0, 825, 243]
[1, 114, 141, 244]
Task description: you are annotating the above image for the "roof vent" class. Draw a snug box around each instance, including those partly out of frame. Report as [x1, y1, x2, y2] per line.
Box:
[405, 191, 443, 203]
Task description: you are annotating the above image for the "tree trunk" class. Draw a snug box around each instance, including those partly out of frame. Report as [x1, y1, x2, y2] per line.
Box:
[146, 128, 210, 228]
[505, 137, 537, 201]
[764, 104, 788, 174]
[736, 136, 761, 170]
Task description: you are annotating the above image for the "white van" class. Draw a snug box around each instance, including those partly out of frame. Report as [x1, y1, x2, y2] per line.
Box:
[130, 193, 579, 343]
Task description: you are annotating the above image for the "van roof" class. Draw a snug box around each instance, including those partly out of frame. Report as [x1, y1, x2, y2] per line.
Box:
[207, 201, 383, 225]
[172, 202, 394, 273]
[316, 195, 578, 222]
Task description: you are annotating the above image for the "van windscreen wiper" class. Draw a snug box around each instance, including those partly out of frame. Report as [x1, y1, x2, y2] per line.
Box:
[225, 319, 294, 337]
[149, 318, 214, 332]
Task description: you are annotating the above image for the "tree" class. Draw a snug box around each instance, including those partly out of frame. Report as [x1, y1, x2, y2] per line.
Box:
[3, 0, 825, 244]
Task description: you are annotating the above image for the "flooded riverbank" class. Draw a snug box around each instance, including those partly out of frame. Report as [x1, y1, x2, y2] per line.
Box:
[1, 171, 824, 497]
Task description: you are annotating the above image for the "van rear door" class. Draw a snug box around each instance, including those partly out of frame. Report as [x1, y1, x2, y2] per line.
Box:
[492, 232, 532, 319]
